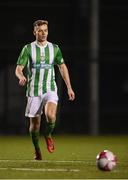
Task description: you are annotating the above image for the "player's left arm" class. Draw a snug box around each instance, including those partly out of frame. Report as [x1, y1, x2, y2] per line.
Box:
[58, 63, 75, 101]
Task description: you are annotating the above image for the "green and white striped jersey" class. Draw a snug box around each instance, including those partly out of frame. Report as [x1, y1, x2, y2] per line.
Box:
[17, 41, 64, 96]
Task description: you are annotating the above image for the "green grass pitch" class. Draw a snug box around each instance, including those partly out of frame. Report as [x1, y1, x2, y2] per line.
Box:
[0, 135, 127, 179]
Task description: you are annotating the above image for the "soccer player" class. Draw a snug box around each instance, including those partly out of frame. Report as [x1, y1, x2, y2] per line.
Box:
[15, 20, 75, 160]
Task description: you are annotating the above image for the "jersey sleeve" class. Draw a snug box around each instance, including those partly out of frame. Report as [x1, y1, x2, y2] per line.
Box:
[17, 45, 29, 66]
[54, 46, 64, 65]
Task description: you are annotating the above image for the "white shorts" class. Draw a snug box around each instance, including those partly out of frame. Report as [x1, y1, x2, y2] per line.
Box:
[25, 91, 58, 117]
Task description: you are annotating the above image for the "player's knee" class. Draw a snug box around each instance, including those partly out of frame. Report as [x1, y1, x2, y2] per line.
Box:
[30, 123, 40, 131]
[34, 123, 40, 130]
[46, 111, 56, 122]
[30, 117, 40, 131]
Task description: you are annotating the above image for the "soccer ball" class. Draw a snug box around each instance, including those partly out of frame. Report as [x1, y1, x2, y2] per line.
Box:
[96, 150, 117, 171]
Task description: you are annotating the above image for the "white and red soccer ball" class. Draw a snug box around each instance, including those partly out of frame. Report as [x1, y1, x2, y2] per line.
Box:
[96, 150, 117, 171]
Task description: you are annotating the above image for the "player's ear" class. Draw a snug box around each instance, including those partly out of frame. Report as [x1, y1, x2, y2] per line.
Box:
[33, 30, 36, 36]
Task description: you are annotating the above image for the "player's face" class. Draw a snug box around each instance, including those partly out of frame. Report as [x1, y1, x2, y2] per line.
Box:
[34, 24, 48, 42]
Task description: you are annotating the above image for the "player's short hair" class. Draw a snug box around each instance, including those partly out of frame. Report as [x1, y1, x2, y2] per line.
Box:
[33, 20, 48, 27]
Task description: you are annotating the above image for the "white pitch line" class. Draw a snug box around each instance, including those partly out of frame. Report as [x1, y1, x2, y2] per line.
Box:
[0, 159, 87, 163]
[0, 167, 79, 172]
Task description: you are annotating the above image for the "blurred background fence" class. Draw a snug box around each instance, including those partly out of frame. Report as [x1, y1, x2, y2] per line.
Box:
[0, 0, 128, 135]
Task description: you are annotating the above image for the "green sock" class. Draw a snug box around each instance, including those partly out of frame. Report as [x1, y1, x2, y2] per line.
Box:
[30, 131, 40, 150]
[45, 122, 55, 137]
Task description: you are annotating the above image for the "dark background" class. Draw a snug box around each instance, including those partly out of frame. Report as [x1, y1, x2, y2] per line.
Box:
[0, 0, 128, 135]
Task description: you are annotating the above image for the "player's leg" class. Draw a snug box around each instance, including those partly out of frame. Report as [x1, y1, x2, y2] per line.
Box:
[45, 102, 57, 137]
[25, 96, 43, 160]
[43, 91, 58, 153]
[44, 102, 57, 153]
[29, 116, 42, 160]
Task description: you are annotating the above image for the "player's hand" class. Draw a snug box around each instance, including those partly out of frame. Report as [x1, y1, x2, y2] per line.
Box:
[68, 88, 75, 101]
[19, 76, 27, 86]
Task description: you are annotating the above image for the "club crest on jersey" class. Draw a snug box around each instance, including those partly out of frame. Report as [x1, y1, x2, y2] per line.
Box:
[40, 52, 45, 62]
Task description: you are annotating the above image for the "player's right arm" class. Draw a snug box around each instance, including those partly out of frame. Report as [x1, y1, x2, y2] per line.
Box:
[15, 65, 27, 86]
[15, 45, 29, 86]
